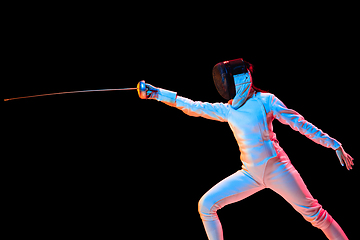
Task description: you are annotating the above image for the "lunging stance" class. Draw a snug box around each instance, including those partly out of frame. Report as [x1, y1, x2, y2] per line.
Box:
[142, 58, 354, 240]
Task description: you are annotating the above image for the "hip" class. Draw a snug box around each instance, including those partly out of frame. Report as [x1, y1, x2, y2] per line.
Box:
[241, 149, 295, 186]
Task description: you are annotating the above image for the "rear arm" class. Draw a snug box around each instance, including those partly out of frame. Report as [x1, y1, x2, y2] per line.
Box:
[270, 94, 341, 150]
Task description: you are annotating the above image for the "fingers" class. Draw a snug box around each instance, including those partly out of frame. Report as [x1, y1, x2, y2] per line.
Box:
[335, 147, 354, 171]
[146, 90, 152, 98]
[346, 155, 354, 170]
[143, 83, 159, 99]
[345, 158, 351, 170]
[343, 154, 354, 171]
[145, 84, 158, 91]
[342, 156, 350, 171]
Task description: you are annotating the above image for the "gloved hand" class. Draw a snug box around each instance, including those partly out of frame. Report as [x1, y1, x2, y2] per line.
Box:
[145, 83, 159, 100]
[336, 146, 354, 170]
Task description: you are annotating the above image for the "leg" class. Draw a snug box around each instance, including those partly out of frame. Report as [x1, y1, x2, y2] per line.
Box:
[264, 156, 348, 239]
[198, 170, 264, 240]
[322, 220, 349, 240]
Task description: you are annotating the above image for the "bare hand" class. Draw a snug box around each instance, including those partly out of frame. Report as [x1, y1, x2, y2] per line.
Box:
[336, 146, 354, 170]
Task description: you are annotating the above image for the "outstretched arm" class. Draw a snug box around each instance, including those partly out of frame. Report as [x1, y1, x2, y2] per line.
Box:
[270, 94, 341, 149]
[145, 83, 230, 122]
[270, 94, 354, 170]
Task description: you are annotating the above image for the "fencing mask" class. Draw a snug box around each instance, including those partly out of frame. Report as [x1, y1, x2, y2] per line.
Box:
[212, 58, 253, 109]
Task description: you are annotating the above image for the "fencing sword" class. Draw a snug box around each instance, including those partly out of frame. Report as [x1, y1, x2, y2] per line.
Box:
[4, 80, 149, 101]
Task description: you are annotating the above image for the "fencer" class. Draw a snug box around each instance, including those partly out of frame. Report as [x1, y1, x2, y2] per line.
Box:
[142, 58, 354, 240]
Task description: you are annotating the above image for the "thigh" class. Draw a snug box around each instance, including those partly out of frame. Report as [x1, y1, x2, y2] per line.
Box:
[267, 165, 315, 204]
[200, 170, 264, 210]
[264, 151, 315, 204]
[265, 161, 331, 228]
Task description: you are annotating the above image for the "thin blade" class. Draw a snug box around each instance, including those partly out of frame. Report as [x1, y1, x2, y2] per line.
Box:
[4, 88, 138, 101]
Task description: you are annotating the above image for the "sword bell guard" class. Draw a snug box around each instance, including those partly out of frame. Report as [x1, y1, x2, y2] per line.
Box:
[137, 80, 147, 99]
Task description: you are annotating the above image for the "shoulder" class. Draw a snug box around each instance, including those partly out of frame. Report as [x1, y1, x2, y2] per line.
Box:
[254, 92, 288, 114]
[252, 92, 274, 113]
[255, 92, 275, 103]
[257, 92, 274, 98]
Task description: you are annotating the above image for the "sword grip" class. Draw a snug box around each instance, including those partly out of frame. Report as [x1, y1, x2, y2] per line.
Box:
[137, 80, 147, 99]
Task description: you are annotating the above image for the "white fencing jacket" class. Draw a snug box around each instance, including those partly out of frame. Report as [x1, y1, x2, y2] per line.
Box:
[155, 88, 341, 174]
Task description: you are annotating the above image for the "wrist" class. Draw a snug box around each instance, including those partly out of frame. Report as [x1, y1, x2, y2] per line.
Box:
[156, 88, 177, 105]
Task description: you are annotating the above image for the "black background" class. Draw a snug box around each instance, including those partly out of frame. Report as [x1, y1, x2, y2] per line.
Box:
[5, 3, 358, 239]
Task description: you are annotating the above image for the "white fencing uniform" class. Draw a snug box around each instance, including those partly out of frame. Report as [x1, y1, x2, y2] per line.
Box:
[153, 87, 346, 240]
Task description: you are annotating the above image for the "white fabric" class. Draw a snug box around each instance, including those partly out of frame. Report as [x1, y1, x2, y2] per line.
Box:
[198, 151, 333, 239]
[323, 220, 349, 240]
[155, 88, 177, 105]
[155, 89, 344, 240]
[157, 89, 341, 151]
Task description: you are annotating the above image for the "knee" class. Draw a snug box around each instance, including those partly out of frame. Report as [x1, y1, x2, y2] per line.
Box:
[310, 207, 333, 230]
[198, 194, 221, 221]
[299, 200, 333, 229]
[198, 195, 208, 214]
